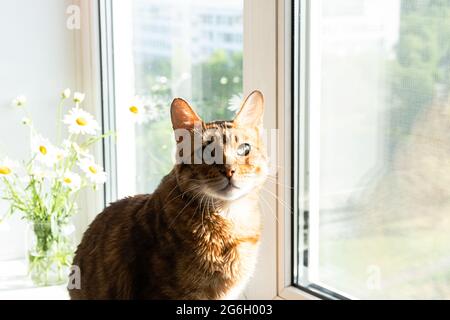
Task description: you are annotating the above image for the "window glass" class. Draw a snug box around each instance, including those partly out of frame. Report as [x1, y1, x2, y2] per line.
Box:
[297, 0, 450, 299]
[113, 0, 243, 196]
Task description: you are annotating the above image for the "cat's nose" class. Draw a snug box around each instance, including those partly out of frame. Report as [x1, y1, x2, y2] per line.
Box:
[221, 166, 235, 179]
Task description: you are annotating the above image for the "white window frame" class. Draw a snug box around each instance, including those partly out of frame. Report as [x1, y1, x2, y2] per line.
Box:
[79, 0, 318, 300]
[72, 0, 106, 231]
[273, 0, 319, 300]
[275, 0, 343, 300]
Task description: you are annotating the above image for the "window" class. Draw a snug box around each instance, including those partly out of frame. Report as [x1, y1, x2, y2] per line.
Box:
[109, 0, 243, 198]
[294, 0, 450, 299]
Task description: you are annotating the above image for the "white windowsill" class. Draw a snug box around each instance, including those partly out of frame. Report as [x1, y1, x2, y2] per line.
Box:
[0, 259, 69, 300]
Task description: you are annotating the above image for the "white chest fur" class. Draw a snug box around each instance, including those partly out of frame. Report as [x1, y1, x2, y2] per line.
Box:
[219, 196, 261, 300]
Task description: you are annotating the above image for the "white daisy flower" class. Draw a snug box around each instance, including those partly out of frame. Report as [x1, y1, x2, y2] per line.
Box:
[73, 92, 85, 104]
[61, 88, 71, 99]
[78, 157, 107, 185]
[12, 95, 27, 108]
[228, 93, 244, 112]
[128, 97, 149, 124]
[31, 135, 58, 167]
[0, 158, 18, 176]
[29, 167, 51, 180]
[55, 148, 67, 162]
[62, 140, 89, 157]
[62, 139, 71, 149]
[147, 106, 159, 122]
[146, 95, 166, 122]
[62, 172, 81, 191]
[63, 108, 99, 135]
[157, 76, 168, 84]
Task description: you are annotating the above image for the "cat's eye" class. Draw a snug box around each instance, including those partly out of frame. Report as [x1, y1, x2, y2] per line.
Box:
[237, 143, 251, 156]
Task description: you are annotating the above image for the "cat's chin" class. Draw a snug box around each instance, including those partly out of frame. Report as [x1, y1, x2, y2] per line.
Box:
[207, 184, 252, 201]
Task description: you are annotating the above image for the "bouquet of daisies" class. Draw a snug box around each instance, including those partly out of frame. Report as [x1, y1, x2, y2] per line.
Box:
[0, 89, 110, 285]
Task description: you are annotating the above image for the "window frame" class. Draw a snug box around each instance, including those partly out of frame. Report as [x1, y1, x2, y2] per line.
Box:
[276, 0, 320, 301]
[72, 0, 108, 229]
[98, 0, 118, 207]
[242, 0, 278, 300]
[279, 0, 349, 300]
[277, 0, 352, 300]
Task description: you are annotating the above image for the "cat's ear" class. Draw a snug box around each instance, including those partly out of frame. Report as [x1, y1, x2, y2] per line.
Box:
[171, 98, 202, 130]
[234, 90, 264, 127]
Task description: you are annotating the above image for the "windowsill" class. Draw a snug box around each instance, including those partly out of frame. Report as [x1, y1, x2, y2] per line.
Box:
[0, 259, 69, 300]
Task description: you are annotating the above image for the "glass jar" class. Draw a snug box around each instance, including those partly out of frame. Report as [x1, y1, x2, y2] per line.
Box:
[27, 218, 75, 286]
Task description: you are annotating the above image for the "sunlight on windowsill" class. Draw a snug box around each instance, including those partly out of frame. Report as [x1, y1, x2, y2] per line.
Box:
[0, 260, 68, 300]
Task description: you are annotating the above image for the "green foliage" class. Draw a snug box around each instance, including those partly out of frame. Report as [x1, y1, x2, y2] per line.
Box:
[134, 50, 243, 192]
[389, 0, 450, 151]
[136, 119, 173, 192]
[193, 50, 243, 121]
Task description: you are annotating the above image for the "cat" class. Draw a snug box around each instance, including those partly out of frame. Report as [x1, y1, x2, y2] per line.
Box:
[68, 90, 268, 300]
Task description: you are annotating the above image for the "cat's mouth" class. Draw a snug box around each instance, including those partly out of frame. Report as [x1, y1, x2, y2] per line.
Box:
[219, 182, 240, 192]
[206, 179, 249, 201]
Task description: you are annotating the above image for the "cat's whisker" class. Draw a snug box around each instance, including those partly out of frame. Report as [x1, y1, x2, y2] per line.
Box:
[204, 196, 213, 225]
[236, 173, 293, 189]
[168, 188, 203, 228]
[259, 185, 294, 214]
[162, 183, 181, 203]
[188, 192, 205, 226]
[258, 194, 279, 223]
[200, 194, 209, 229]
[161, 184, 200, 211]
[211, 197, 217, 213]
[200, 195, 206, 230]
[262, 176, 294, 190]
[187, 177, 224, 183]
[163, 185, 206, 209]
[204, 197, 211, 228]
[206, 182, 229, 190]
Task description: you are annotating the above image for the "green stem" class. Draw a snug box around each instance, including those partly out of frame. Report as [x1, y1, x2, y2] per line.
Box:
[2, 177, 29, 212]
[80, 130, 116, 148]
[56, 98, 65, 144]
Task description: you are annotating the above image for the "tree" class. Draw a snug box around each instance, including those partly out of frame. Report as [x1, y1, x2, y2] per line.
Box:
[388, 0, 450, 153]
[134, 49, 243, 192]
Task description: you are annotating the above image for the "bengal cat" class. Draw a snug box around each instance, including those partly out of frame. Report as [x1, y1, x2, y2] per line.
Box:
[69, 91, 267, 300]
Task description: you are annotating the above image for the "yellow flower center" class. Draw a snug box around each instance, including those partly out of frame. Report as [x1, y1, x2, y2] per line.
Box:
[129, 106, 139, 114]
[39, 145, 47, 155]
[76, 117, 87, 126]
[89, 166, 97, 174]
[0, 166, 11, 175]
[64, 177, 72, 184]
